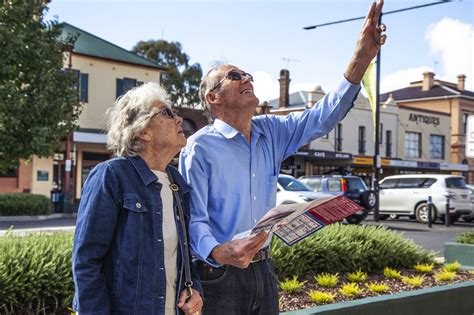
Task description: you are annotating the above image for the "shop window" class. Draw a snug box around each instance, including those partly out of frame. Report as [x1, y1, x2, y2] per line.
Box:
[405, 132, 421, 158]
[429, 134, 444, 159]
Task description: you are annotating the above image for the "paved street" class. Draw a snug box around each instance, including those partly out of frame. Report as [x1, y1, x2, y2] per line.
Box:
[1, 214, 472, 257]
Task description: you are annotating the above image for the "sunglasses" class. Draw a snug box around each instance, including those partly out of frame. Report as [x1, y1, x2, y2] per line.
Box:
[210, 70, 254, 92]
[151, 107, 177, 119]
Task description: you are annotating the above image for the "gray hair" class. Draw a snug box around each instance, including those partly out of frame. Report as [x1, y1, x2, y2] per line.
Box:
[106, 82, 171, 156]
[199, 63, 236, 113]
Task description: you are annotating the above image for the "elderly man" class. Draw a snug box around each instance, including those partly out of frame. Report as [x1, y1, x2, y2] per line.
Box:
[179, 1, 387, 314]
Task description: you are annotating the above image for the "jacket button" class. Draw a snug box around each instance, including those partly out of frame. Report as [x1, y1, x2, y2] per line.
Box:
[136, 202, 142, 208]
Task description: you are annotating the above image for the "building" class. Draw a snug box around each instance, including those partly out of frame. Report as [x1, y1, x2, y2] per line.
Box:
[265, 69, 469, 185]
[0, 23, 209, 205]
[381, 72, 474, 182]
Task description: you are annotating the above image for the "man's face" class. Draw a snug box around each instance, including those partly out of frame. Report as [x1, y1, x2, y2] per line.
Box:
[212, 66, 260, 112]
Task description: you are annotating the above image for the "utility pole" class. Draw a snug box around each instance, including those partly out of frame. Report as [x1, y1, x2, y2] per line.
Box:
[303, 1, 452, 222]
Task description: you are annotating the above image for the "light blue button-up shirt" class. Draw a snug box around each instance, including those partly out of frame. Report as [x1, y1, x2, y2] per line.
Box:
[179, 78, 360, 265]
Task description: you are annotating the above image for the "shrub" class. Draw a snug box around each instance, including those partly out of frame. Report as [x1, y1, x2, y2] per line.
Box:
[444, 261, 461, 272]
[456, 231, 474, 245]
[383, 267, 401, 279]
[308, 290, 334, 304]
[414, 263, 434, 273]
[0, 193, 51, 216]
[314, 273, 339, 288]
[434, 271, 456, 282]
[366, 282, 390, 293]
[339, 283, 362, 296]
[278, 275, 307, 294]
[270, 224, 434, 279]
[0, 231, 74, 314]
[346, 269, 368, 282]
[401, 275, 425, 287]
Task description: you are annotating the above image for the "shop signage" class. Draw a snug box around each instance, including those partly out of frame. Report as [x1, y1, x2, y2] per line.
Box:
[466, 115, 474, 158]
[295, 150, 352, 160]
[408, 113, 440, 126]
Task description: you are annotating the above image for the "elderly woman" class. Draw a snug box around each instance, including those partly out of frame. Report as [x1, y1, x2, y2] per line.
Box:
[72, 82, 203, 315]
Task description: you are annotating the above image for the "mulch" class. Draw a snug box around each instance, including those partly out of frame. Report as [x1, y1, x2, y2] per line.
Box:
[279, 268, 474, 312]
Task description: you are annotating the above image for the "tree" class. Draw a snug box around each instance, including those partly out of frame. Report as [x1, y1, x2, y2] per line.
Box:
[0, 1, 82, 172]
[132, 40, 202, 108]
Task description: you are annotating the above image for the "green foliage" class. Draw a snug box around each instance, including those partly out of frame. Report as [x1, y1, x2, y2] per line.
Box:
[0, 231, 74, 314]
[383, 267, 401, 279]
[401, 275, 425, 287]
[270, 224, 434, 279]
[314, 273, 339, 288]
[365, 282, 390, 293]
[0, 193, 50, 216]
[278, 275, 307, 294]
[413, 263, 434, 273]
[308, 290, 334, 304]
[0, 1, 82, 171]
[339, 283, 362, 296]
[132, 40, 202, 108]
[468, 270, 474, 275]
[456, 231, 474, 245]
[346, 269, 368, 282]
[434, 271, 456, 282]
[444, 261, 461, 272]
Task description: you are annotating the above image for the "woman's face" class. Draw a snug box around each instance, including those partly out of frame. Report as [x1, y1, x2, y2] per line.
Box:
[145, 102, 186, 154]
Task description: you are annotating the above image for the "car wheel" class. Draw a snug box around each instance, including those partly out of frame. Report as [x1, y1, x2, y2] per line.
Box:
[415, 203, 437, 224]
[361, 190, 376, 209]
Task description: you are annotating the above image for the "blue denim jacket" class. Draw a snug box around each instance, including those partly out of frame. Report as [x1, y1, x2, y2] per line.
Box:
[72, 156, 202, 315]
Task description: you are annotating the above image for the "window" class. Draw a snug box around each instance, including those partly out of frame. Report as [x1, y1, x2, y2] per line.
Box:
[116, 78, 144, 98]
[0, 167, 17, 177]
[397, 178, 422, 188]
[405, 132, 421, 158]
[328, 179, 342, 192]
[386, 130, 392, 157]
[429, 134, 445, 159]
[335, 123, 343, 151]
[358, 126, 366, 154]
[71, 69, 89, 102]
[380, 178, 397, 189]
[463, 113, 469, 134]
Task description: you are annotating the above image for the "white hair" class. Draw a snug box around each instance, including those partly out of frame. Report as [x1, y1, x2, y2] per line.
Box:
[106, 82, 171, 156]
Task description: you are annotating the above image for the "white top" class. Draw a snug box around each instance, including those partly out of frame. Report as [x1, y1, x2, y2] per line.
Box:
[153, 170, 179, 312]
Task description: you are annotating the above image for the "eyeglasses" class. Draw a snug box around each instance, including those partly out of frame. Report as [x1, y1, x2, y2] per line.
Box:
[210, 70, 254, 92]
[151, 107, 177, 119]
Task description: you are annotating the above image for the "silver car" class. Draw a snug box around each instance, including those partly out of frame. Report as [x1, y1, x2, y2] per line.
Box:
[379, 174, 473, 223]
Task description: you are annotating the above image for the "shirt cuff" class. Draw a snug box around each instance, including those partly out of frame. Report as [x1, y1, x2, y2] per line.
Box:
[199, 237, 222, 268]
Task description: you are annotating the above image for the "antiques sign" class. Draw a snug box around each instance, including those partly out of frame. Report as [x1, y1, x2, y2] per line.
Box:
[409, 113, 440, 126]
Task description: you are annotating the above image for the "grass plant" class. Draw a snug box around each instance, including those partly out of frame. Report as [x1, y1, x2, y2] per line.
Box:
[444, 261, 461, 272]
[401, 275, 425, 287]
[434, 271, 456, 282]
[414, 263, 434, 273]
[314, 273, 339, 288]
[346, 269, 368, 282]
[365, 282, 390, 293]
[308, 290, 335, 304]
[278, 275, 307, 294]
[339, 283, 362, 296]
[383, 267, 401, 279]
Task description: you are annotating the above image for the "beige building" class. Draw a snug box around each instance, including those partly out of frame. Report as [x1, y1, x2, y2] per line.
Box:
[0, 23, 209, 207]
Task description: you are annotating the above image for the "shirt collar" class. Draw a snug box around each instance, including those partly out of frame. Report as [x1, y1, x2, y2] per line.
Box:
[213, 118, 266, 140]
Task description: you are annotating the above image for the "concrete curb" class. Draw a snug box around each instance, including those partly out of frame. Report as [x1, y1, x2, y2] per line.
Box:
[0, 213, 76, 222]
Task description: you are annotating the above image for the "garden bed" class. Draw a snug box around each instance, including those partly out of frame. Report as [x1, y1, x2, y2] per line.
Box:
[279, 267, 474, 312]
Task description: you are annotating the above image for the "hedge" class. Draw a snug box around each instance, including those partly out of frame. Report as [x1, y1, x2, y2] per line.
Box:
[456, 231, 474, 245]
[0, 224, 435, 312]
[0, 193, 51, 216]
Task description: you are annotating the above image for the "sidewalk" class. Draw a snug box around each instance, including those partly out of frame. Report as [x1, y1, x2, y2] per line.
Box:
[0, 213, 77, 236]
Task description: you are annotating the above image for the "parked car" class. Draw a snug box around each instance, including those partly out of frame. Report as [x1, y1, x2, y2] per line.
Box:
[463, 184, 474, 222]
[378, 174, 473, 224]
[298, 175, 376, 224]
[276, 174, 330, 205]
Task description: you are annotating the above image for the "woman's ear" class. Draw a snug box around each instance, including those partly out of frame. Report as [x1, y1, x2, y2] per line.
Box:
[137, 128, 152, 142]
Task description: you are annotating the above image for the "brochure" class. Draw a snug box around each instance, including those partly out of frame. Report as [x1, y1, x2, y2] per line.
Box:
[235, 195, 364, 246]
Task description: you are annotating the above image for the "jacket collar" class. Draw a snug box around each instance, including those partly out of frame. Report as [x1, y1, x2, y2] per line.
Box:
[126, 156, 192, 194]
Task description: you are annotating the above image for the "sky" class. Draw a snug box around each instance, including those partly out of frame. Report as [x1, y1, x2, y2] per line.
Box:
[45, 0, 474, 103]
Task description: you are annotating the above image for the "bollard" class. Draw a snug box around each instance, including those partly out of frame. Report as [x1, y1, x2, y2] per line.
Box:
[445, 196, 450, 227]
[427, 196, 432, 228]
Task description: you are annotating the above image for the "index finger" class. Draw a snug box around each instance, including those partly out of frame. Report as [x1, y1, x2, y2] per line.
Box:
[364, 1, 376, 25]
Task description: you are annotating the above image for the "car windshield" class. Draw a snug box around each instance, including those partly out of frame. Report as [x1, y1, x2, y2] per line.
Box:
[278, 177, 312, 192]
[445, 177, 466, 189]
[346, 178, 368, 192]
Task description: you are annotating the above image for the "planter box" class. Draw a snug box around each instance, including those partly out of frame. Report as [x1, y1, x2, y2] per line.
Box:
[445, 242, 474, 269]
[282, 281, 474, 315]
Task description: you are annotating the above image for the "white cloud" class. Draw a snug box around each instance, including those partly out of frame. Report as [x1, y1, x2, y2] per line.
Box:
[383, 18, 473, 93]
[425, 17, 473, 90]
[381, 66, 432, 93]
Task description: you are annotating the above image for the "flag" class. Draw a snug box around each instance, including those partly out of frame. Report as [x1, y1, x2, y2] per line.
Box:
[361, 59, 377, 137]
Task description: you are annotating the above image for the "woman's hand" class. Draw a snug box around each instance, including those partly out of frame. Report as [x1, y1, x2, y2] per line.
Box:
[177, 288, 203, 315]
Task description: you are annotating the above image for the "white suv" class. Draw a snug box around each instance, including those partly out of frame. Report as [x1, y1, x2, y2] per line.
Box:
[378, 174, 473, 223]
